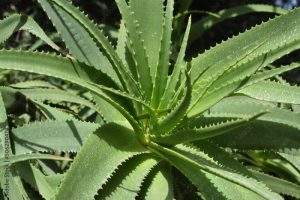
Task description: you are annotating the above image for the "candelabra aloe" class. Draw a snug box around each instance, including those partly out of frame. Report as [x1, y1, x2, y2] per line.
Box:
[1, 0, 300, 199]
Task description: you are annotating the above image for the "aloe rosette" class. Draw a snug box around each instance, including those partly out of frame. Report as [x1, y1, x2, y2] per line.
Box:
[0, 0, 300, 199]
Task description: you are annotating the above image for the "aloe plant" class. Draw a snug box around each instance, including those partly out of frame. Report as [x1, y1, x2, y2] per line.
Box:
[1, 0, 300, 199]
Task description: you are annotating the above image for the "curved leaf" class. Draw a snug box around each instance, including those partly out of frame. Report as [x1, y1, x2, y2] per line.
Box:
[115, 0, 153, 100]
[19, 88, 96, 109]
[55, 123, 147, 200]
[96, 155, 158, 200]
[33, 101, 75, 120]
[242, 63, 300, 88]
[278, 152, 300, 173]
[160, 17, 191, 109]
[46, 0, 141, 96]
[0, 50, 142, 133]
[37, 0, 121, 87]
[189, 4, 287, 45]
[15, 163, 58, 200]
[152, 72, 191, 135]
[143, 165, 174, 200]
[10, 80, 57, 89]
[149, 143, 282, 200]
[130, 0, 164, 80]
[151, 0, 174, 108]
[0, 14, 59, 50]
[190, 7, 300, 102]
[12, 120, 99, 154]
[202, 96, 300, 150]
[238, 80, 300, 104]
[154, 111, 266, 145]
[0, 153, 72, 167]
[251, 170, 300, 199]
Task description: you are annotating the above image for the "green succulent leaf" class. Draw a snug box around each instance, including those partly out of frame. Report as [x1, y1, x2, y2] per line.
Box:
[130, 0, 164, 80]
[0, 14, 60, 51]
[0, 92, 8, 157]
[189, 4, 287, 45]
[152, 72, 191, 135]
[12, 120, 99, 154]
[190, 7, 300, 83]
[154, 111, 266, 145]
[91, 94, 129, 127]
[241, 62, 300, 88]
[0, 50, 142, 133]
[149, 143, 282, 200]
[151, 0, 174, 108]
[10, 80, 57, 89]
[193, 140, 252, 176]
[238, 80, 300, 104]
[16, 88, 96, 110]
[55, 123, 147, 200]
[189, 7, 300, 117]
[116, 20, 128, 66]
[0, 165, 31, 199]
[188, 40, 267, 117]
[32, 101, 75, 120]
[15, 162, 58, 200]
[143, 165, 174, 200]
[278, 152, 300, 173]
[190, 141, 272, 199]
[160, 17, 191, 109]
[0, 50, 101, 88]
[0, 153, 72, 167]
[37, 0, 121, 87]
[251, 170, 300, 199]
[96, 155, 158, 200]
[45, 0, 143, 98]
[203, 96, 300, 150]
[56, 0, 141, 101]
[115, 0, 153, 100]
[2, 0, 300, 199]
[0, 93, 25, 200]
